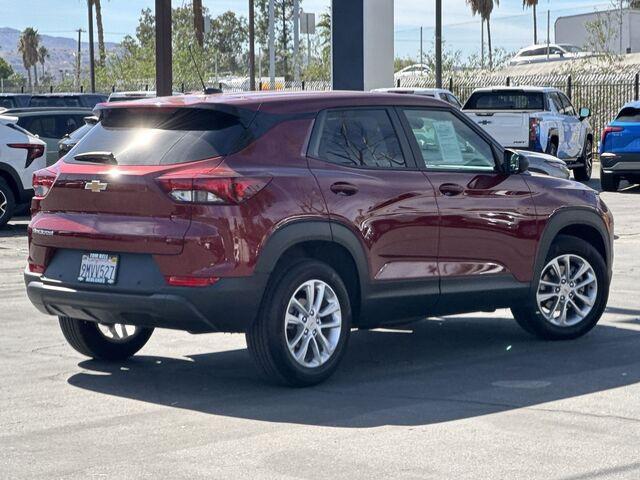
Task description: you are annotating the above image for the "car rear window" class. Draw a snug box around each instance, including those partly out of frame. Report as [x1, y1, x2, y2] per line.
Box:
[29, 96, 82, 107]
[464, 91, 545, 111]
[65, 107, 248, 166]
[0, 97, 16, 109]
[616, 107, 640, 122]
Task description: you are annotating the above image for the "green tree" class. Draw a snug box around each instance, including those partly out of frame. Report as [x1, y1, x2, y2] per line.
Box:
[38, 45, 49, 78]
[467, 0, 499, 69]
[94, 0, 107, 66]
[209, 11, 248, 74]
[18, 27, 39, 90]
[0, 56, 14, 79]
[255, 0, 300, 80]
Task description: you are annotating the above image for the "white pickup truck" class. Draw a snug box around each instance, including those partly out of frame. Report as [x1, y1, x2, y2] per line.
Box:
[462, 87, 594, 181]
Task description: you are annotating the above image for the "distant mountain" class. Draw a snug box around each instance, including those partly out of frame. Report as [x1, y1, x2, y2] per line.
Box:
[0, 27, 120, 80]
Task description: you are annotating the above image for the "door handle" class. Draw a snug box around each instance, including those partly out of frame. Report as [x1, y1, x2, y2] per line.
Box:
[439, 183, 464, 197]
[330, 182, 359, 196]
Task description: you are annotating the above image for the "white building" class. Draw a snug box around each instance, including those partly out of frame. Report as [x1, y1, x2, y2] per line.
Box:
[555, 8, 640, 54]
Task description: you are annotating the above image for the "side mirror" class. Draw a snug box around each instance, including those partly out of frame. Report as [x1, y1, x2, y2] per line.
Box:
[579, 107, 591, 120]
[504, 149, 529, 174]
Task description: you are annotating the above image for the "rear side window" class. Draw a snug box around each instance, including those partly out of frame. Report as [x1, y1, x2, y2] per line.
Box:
[19, 115, 57, 138]
[65, 107, 247, 166]
[464, 91, 544, 111]
[0, 97, 16, 109]
[616, 107, 640, 122]
[315, 109, 406, 169]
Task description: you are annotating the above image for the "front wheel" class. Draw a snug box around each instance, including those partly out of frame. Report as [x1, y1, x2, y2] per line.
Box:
[573, 139, 593, 181]
[246, 260, 352, 386]
[58, 317, 154, 361]
[512, 235, 609, 340]
[0, 179, 16, 229]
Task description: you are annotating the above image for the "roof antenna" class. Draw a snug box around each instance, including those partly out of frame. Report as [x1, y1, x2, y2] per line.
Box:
[188, 45, 222, 95]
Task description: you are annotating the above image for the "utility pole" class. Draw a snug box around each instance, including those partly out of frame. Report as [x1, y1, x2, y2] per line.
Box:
[249, 0, 256, 90]
[420, 26, 423, 67]
[294, 0, 300, 82]
[155, 0, 172, 96]
[619, 0, 624, 55]
[435, 0, 442, 88]
[75, 28, 83, 90]
[193, 0, 204, 48]
[268, 0, 275, 89]
[87, 0, 95, 93]
[546, 9, 550, 61]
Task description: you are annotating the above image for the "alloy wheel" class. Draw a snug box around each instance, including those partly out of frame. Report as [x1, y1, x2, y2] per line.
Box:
[0, 189, 6, 219]
[97, 323, 139, 343]
[536, 254, 598, 327]
[284, 279, 342, 368]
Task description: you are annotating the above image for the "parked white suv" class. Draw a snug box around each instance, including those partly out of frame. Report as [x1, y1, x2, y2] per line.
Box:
[463, 87, 594, 181]
[0, 115, 46, 227]
[509, 44, 593, 66]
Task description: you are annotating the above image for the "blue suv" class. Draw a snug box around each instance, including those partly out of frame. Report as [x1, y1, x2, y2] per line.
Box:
[600, 101, 640, 191]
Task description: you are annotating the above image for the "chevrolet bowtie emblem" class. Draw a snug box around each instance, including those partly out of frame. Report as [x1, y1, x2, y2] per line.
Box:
[85, 180, 108, 193]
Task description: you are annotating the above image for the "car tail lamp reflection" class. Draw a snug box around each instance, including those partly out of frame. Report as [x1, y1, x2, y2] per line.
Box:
[601, 126, 623, 147]
[28, 262, 45, 274]
[529, 118, 540, 144]
[8, 143, 45, 167]
[157, 176, 271, 205]
[165, 276, 219, 287]
[32, 168, 58, 198]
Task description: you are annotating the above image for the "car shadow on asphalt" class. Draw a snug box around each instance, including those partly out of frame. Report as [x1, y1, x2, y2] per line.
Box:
[0, 222, 28, 238]
[67, 315, 640, 427]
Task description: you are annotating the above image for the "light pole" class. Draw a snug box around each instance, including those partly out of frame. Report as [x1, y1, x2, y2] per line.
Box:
[87, 0, 96, 93]
[249, 0, 256, 90]
[155, 0, 172, 96]
[435, 0, 442, 88]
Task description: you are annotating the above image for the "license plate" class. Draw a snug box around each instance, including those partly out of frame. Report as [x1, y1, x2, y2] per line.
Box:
[78, 253, 119, 285]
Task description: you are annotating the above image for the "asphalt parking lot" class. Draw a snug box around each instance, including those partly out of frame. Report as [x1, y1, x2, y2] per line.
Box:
[2, 170, 640, 480]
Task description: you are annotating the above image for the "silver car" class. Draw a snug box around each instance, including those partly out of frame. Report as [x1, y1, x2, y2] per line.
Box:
[516, 150, 570, 179]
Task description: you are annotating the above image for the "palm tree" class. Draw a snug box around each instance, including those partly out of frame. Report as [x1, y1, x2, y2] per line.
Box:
[94, 0, 107, 66]
[467, 0, 499, 70]
[38, 45, 49, 78]
[18, 28, 39, 90]
[523, 0, 538, 44]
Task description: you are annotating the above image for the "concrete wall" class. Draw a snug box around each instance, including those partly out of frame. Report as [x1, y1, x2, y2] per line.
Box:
[555, 9, 640, 54]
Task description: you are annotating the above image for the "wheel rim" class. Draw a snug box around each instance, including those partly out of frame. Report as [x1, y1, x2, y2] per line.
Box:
[536, 254, 598, 327]
[0, 189, 6, 219]
[585, 143, 593, 176]
[284, 279, 342, 368]
[97, 323, 138, 343]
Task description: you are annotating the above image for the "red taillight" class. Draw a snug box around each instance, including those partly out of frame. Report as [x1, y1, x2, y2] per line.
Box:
[28, 262, 45, 274]
[32, 168, 57, 198]
[165, 275, 219, 287]
[601, 125, 623, 146]
[157, 176, 271, 205]
[8, 143, 45, 167]
[529, 118, 540, 144]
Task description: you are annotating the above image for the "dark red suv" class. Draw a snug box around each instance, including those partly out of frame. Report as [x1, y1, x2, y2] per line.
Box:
[25, 92, 613, 386]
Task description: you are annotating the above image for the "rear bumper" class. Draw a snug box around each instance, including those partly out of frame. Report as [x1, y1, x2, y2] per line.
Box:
[600, 153, 640, 173]
[24, 270, 268, 333]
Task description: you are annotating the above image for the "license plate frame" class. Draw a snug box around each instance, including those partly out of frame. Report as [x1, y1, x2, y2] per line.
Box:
[78, 253, 119, 285]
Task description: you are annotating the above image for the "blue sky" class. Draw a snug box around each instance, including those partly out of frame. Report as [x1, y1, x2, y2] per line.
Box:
[0, 0, 616, 59]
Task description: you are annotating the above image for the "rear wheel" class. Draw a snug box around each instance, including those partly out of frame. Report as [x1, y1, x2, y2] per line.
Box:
[58, 317, 154, 361]
[573, 138, 593, 181]
[600, 167, 620, 192]
[512, 235, 608, 340]
[246, 259, 351, 386]
[0, 179, 16, 229]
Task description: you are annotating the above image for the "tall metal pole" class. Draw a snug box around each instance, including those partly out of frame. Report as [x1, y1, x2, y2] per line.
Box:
[249, 0, 256, 90]
[546, 9, 550, 61]
[268, 0, 275, 89]
[294, 0, 300, 82]
[155, 0, 172, 96]
[435, 0, 442, 88]
[420, 26, 423, 67]
[76, 28, 82, 90]
[87, 0, 95, 93]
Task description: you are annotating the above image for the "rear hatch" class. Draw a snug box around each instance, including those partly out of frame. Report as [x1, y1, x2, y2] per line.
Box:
[603, 107, 640, 154]
[31, 105, 250, 255]
[463, 90, 545, 148]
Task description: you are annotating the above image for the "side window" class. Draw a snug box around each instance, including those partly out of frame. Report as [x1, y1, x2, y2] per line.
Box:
[549, 93, 564, 113]
[558, 93, 576, 116]
[445, 93, 462, 108]
[56, 115, 82, 137]
[316, 109, 407, 169]
[20, 116, 57, 138]
[402, 109, 496, 171]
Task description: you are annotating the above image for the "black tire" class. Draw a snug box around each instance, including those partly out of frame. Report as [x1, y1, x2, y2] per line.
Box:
[600, 167, 620, 192]
[0, 178, 16, 229]
[546, 138, 558, 157]
[511, 235, 609, 340]
[573, 138, 593, 181]
[246, 259, 352, 387]
[58, 317, 154, 361]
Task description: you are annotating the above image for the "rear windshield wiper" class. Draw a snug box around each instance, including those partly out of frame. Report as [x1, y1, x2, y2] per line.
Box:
[73, 151, 117, 165]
